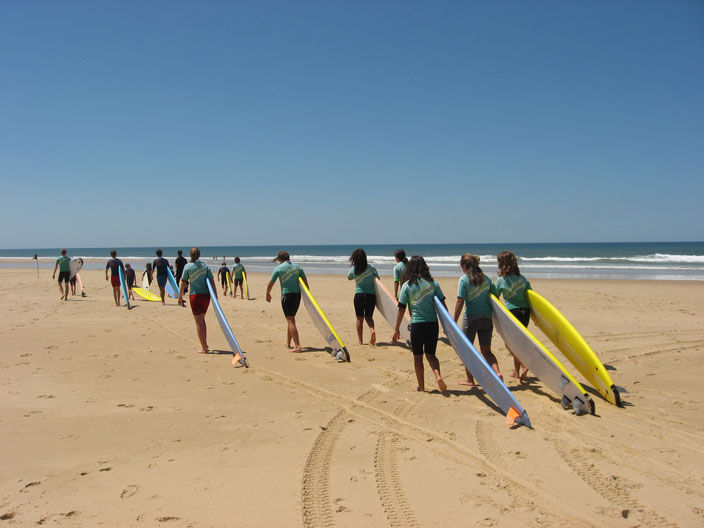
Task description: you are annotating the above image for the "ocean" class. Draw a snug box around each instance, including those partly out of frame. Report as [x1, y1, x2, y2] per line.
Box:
[1, 242, 703, 281]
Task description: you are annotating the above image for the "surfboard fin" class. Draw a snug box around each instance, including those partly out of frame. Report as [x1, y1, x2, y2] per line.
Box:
[232, 353, 246, 367]
[572, 397, 587, 416]
[506, 407, 520, 426]
[560, 395, 571, 410]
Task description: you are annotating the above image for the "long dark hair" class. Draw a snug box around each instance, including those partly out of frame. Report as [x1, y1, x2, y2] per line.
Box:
[403, 255, 433, 286]
[497, 251, 520, 277]
[349, 248, 368, 275]
[460, 253, 484, 286]
[394, 249, 408, 264]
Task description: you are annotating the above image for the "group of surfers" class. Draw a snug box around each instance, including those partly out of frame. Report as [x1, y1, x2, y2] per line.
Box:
[55, 247, 533, 392]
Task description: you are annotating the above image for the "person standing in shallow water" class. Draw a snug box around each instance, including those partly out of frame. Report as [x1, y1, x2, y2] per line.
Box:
[178, 247, 215, 354]
[348, 248, 379, 345]
[392, 256, 448, 393]
[266, 251, 308, 353]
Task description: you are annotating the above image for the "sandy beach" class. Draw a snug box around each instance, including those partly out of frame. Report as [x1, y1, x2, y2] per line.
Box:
[1, 268, 702, 527]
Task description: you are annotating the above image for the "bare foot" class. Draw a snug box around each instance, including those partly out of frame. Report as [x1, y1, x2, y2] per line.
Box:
[510, 370, 520, 379]
[284, 343, 293, 350]
[291, 347, 302, 353]
[520, 368, 530, 382]
[437, 379, 447, 392]
[369, 333, 376, 346]
[414, 386, 425, 392]
[458, 380, 475, 387]
[198, 349, 208, 354]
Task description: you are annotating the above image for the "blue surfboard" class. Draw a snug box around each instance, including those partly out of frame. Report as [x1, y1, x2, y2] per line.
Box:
[166, 267, 179, 298]
[206, 278, 248, 368]
[118, 266, 131, 310]
[434, 296, 530, 428]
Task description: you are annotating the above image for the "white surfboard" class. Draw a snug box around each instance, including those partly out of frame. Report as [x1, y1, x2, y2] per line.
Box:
[69, 258, 83, 280]
[489, 295, 594, 415]
[299, 278, 350, 362]
[142, 271, 149, 290]
[373, 278, 411, 346]
[207, 278, 248, 368]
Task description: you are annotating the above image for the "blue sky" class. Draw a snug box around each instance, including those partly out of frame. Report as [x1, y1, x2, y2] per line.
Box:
[1, 1, 702, 248]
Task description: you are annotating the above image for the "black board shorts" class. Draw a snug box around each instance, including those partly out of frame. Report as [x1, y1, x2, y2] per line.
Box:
[353, 293, 376, 318]
[510, 307, 531, 327]
[281, 292, 301, 317]
[410, 321, 439, 356]
[463, 315, 493, 347]
[57, 271, 70, 283]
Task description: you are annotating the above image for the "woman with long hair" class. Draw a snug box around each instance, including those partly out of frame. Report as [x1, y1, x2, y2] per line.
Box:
[453, 253, 502, 385]
[496, 251, 531, 380]
[348, 248, 380, 345]
[178, 247, 215, 354]
[393, 256, 447, 392]
[266, 250, 308, 353]
[393, 249, 408, 299]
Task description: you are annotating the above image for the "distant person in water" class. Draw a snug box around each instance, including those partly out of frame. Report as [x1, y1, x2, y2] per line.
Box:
[152, 249, 170, 305]
[393, 256, 448, 393]
[348, 248, 379, 346]
[232, 257, 246, 299]
[266, 251, 308, 353]
[174, 250, 188, 283]
[453, 254, 502, 385]
[52, 248, 71, 301]
[178, 247, 215, 354]
[218, 262, 231, 296]
[142, 263, 153, 288]
[393, 249, 408, 299]
[496, 251, 531, 380]
[105, 250, 125, 307]
[125, 263, 136, 301]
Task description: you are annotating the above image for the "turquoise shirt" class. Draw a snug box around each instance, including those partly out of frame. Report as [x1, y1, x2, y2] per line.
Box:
[495, 274, 531, 310]
[181, 261, 213, 295]
[270, 261, 306, 294]
[393, 261, 406, 283]
[457, 274, 497, 317]
[232, 263, 245, 280]
[348, 264, 380, 294]
[56, 255, 71, 272]
[398, 278, 445, 324]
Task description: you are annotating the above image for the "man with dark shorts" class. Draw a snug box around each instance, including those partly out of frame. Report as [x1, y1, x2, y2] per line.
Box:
[174, 250, 187, 283]
[218, 262, 231, 296]
[52, 248, 71, 301]
[266, 251, 308, 353]
[105, 250, 125, 307]
[152, 249, 170, 305]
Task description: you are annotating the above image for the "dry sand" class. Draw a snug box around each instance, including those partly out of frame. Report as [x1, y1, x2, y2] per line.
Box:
[1, 268, 702, 527]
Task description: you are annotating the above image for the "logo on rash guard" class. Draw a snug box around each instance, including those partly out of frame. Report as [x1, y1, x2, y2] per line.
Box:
[465, 279, 489, 303]
[280, 265, 299, 283]
[355, 268, 372, 284]
[410, 282, 435, 305]
[503, 277, 526, 299]
[190, 266, 207, 281]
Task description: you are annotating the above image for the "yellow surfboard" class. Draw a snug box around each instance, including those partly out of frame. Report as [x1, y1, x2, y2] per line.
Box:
[299, 278, 350, 362]
[133, 287, 161, 302]
[527, 290, 620, 406]
[226, 270, 232, 294]
[242, 270, 250, 300]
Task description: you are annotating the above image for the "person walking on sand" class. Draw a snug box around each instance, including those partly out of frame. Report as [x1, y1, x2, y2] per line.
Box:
[142, 263, 153, 288]
[152, 249, 170, 305]
[348, 248, 379, 346]
[393, 249, 408, 300]
[453, 254, 503, 386]
[265, 251, 308, 353]
[232, 257, 246, 299]
[218, 261, 231, 296]
[125, 263, 136, 301]
[392, 256, 448, 393]
[174, 250, 187, 283]
[496, 251, 532, 380]
[52, 248, 71, 301]
[178, 247, 215, 354]
[105, 250, 125, 307]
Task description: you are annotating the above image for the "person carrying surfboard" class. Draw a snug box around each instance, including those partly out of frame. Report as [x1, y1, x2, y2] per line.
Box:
[217, 262, 231, 296]
[392, 256, 448, 393]
[142, 263, 153, 287]
[453, 254, 503, 386]
[52, 248, 71, 301]
[496, 251, 531, 380]
[174, 250, 187, 284]
[125, 263, 136, 301]
[178, 247, 215, 354]
[348, 248, 379, 346]
[152, 249, 170, 305]
[105, 250, 125, 307]
[266, 251, 308, 353]
[232, 257, 246, 299]
[393, 249, 408, 300]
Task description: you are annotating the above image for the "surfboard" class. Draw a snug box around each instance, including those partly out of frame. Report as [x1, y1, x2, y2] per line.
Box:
[226, 270, 232, 294]
[489, 294, 594, 415]
[299, 277, 350, 362]
[69, 258, 83, 280]
[527, 290, 620, 406]
[118, 266, 131, 309]
[142, 271, 149, 290]
[374, 278, 411, 346]
[166, 267, 179, 298]
[242, 270, 251, 300]
[75, 273, 83, 296]
[206, 278, 248, 368]
[133, 287, 161, 302]
[434, 296, 530, 428]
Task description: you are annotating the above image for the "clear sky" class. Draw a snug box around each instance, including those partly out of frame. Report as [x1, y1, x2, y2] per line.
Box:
[1, 1, 702, 248]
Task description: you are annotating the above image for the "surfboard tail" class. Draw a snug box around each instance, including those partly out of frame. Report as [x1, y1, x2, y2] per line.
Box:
[506, 407, 532, 428]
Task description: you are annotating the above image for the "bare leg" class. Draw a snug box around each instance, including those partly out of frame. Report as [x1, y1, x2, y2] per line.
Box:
[425, 354, 447, 391]
[365, 316, 376, 346]
[159, 286, 166, 305]
[286, 316, 301, 352]
[458, 367, 476, 386]
[113, 286, 120, 306]
[413, 354, 425, 391]
[481, 345, 503, 382]
[194, 313, 208, 353]
[58, 281, 66, 300]
[356, 317, 364, 344]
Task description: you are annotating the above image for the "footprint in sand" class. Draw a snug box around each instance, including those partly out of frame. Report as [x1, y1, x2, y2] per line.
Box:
[121, 484, 139, 498]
